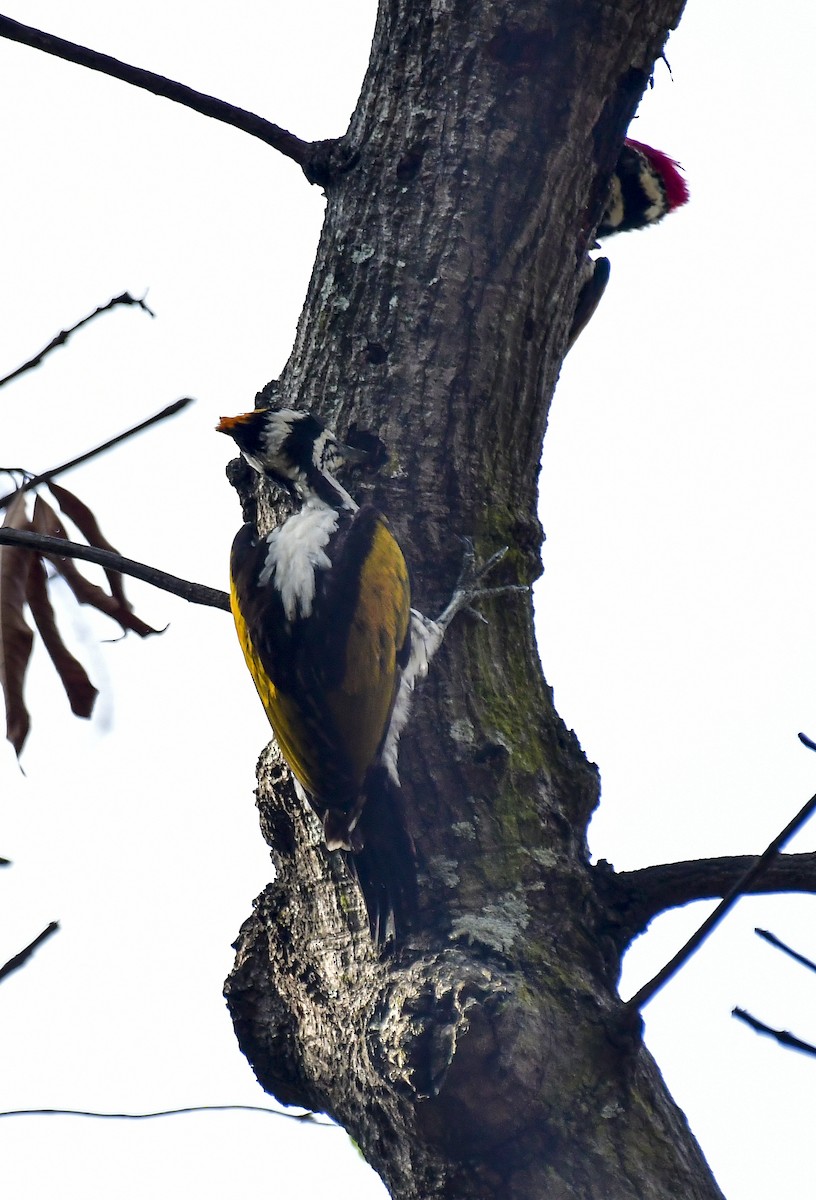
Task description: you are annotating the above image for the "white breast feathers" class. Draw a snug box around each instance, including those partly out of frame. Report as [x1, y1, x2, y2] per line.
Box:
[258, 501, 340, 620]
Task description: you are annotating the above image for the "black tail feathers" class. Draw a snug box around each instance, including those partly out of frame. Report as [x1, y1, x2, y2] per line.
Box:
[343, 765, 418, 946]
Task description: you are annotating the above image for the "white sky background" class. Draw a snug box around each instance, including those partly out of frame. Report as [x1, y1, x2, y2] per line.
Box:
[0, 2, 814, 1197]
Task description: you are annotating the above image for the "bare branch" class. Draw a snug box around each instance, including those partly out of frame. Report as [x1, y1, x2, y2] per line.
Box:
[625, 790, 816, 1011]
[0, 397, 194, 512]
[0, 921, 59, 984]
[596, 852, 816, 947]
[0, 292, 154, 389]
[755, 927, 816, 975]
[0, 1104, 328, 1125]
[733, 1008, 816, 1058]
[0, 14, 322, 179]
[0, 527, 229, 612]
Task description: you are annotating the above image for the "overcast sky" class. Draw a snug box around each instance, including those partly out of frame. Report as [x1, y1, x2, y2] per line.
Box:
[1, 2, 815, 1197]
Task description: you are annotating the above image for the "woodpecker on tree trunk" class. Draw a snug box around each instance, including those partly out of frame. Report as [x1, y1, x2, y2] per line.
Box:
[218, 407, 518, 940]
[569, 137, 689, 350]
[600, 137, 689, 237]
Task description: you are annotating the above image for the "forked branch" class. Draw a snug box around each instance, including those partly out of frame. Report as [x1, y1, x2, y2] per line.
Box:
[613, 787, 816, 1009]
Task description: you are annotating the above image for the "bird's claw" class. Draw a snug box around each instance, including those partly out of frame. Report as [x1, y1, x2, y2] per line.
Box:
[436, 540, 527, 630]
[454, 537, 507, 589]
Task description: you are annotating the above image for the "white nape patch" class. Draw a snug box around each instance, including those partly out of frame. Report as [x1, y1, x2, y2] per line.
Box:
[605, 176, 624, 228]
[258, 499, 339, 620]
[312, 429, 332, 467]
[262, 409, 303, 462]
[260, 408, 314, 482]
[380, 609, 445, 784]
[639, 165, 667, 223]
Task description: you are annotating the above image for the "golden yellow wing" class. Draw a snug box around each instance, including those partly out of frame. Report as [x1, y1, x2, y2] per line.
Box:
[323, 515, 411, 785]
[228, 510, 411, 810]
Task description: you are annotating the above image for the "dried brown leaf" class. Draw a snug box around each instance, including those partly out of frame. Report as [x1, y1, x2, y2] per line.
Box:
[26, 556, 97, 719]
[46, 481, 129, 608]
[31, 496, 159, 638]
[30, 494, 62, 538]
[0, 492, 34, 755]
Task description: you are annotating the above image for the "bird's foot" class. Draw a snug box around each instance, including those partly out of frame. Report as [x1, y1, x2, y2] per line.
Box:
[435, 538, 528, 631]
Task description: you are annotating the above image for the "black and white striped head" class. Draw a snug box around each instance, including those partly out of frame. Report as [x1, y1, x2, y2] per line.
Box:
[216, 407, 363, 506]
[599, 138, 689, 237]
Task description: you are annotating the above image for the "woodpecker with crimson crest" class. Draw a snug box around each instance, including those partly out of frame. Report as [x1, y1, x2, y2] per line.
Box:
[600, 137, 689, 237]
[217, 406, 511, 939]
[569, 138, 689, 351]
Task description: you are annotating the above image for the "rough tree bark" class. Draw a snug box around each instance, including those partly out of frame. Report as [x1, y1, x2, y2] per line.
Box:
[223, 1, 730, 1196]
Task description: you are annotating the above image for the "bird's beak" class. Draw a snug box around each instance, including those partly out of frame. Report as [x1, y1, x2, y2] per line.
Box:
[337, 442, 371, 466]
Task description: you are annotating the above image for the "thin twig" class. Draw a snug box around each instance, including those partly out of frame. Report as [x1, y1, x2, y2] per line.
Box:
[0, 397, 194, 512]
[732, 1008, 816, 1057]
[0, 14, 314, 173]
[0, 922, 59, 984]
[0, 528, 230, 612]
[0, 1104, 330, 1125]
[0, 292, 154, 389]
[755, 927, 816, 975]
[626, 789, 816, 1011]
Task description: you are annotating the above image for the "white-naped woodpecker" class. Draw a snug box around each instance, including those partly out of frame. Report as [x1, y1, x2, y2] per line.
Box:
[599, 137, 689, 237]
[217, 406, 513, 940]
[569, 138, 689, 351]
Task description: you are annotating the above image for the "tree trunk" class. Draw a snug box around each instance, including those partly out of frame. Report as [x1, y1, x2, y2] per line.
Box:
[225, 1, 725, 1196]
